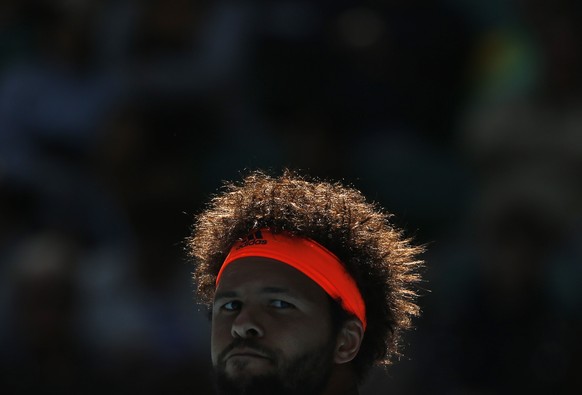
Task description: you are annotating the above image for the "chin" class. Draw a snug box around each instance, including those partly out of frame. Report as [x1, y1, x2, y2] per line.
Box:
[225, 357, 275, 377]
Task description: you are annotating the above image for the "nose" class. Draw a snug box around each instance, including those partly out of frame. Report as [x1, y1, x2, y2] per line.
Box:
[231, 306, 264, 339]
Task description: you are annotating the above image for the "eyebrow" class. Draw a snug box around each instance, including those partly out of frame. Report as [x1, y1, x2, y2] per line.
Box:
[214, 287, 292, 302]
[214, 290, 237, 301]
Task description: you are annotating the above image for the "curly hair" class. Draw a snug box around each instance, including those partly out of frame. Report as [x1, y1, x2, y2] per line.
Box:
[187, 168, 425, 380]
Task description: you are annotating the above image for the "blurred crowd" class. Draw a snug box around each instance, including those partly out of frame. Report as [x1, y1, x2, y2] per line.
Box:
[0, 0, 580, 394]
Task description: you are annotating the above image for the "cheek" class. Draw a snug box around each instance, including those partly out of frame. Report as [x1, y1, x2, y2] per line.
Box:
[210, 317, 232, 364]
[271, 316, 333, 355]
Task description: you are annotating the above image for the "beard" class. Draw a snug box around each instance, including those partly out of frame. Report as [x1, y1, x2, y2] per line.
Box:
[213, 338, 336, 395]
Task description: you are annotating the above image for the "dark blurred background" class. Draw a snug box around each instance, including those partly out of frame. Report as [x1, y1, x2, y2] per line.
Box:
[0, 0, 581, 394]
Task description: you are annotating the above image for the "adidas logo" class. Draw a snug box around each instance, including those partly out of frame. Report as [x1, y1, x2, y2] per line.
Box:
[235, 230, 268, 250]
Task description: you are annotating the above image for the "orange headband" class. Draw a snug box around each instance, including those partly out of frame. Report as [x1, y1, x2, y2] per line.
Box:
[215, 229, 367, 330]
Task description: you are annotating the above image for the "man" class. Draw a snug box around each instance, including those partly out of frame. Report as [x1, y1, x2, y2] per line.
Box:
[187, 169, 425, 395]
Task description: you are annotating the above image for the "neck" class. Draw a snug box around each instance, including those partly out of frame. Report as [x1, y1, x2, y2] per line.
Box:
[321, 364, 359, 395]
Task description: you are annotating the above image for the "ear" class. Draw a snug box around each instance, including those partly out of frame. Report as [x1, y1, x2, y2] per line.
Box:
[333, 318, 365, 364]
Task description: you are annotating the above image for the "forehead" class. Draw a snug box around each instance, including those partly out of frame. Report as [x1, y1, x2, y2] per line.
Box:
[215, 257, 328, 302]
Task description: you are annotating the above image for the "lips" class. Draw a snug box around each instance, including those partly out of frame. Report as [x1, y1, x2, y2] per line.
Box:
[226, 348, 271, 361]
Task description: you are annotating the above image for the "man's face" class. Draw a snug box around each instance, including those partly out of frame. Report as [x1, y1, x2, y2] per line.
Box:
[211, 257, 337, 395]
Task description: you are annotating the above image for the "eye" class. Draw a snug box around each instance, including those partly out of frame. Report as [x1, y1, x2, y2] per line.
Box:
[270, 300, 295, 309]
[220, 300, 241, 311]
